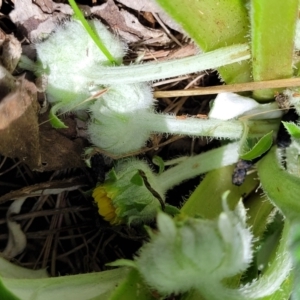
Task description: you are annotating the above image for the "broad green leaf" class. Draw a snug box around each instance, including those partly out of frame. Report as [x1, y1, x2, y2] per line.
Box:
[181, 165, 258, 219]
[257, 146, 300, 221]
[130, 172, 144, 186]
[1, 268, 131, 300]
[109, 269, 154, 300]
[251, 0, 298, 101]
[0, 279, 20, 300]
[240, 131, 273, 160]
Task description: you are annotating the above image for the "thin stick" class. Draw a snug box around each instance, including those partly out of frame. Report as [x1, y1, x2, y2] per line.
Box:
[154, 77, 300, 98]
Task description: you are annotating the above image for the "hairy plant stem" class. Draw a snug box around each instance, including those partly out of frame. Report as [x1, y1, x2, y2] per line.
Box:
[84, 44, 250, 84]
[158, 142, 240, 192]
[136, 113, 279, 139]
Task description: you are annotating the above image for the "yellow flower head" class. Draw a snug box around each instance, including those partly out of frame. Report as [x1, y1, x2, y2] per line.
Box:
[93, 186, 119, 224]
[92, 158, 166, 225]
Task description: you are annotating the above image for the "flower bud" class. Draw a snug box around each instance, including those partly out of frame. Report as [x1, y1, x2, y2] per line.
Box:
[92, 158, 165, 225]
[35, 19, 126, 113]
[88, 83, 154, 154]
[134, 196, 253, 295]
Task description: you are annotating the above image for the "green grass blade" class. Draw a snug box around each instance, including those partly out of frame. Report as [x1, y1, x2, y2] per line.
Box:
[68, 0, 117, 65]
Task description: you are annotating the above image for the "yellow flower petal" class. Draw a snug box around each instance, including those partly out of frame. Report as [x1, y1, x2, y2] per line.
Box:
[93, 186, 118, 224]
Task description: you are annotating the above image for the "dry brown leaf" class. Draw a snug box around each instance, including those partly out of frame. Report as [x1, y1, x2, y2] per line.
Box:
[26, 17, 61, 41]
[0, 28, 5, 47]
[52, 2, 73, 15]
[116, 0, 161, 12]
[0, 77, 41, 168]
[116, 0, 185, 34]
[140, 44, 199, 61]
[1, 34, 22, 72]
[9, 0, 46, 25]
[33, 0, 54, 13]
[0, 65, 17, 98]
[9, 0, 70, 41]
[164, 43, 199, 59]
[92, 0, 170, 44]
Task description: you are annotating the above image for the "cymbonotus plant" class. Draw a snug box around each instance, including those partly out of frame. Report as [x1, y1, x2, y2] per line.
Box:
[9, 0, 300, 299]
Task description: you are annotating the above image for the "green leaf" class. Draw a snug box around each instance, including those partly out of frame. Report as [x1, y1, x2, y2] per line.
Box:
[282, 121, 300, 139]
[256, 222, 293, 300]
[130, 172, 144, 186]
[83, 147, 95, 168]
[181, 165, 258, 219]
[109, 269, 154, 300]
[107, 259, 136, 269]
[240, 131, 273, 160]
[251, 0, 298, 101]
[257, 146, 300, 221]
[152, 156, 165, 174]
[107, 168, 118, 182]
[164, 204, 181, 216]
[49, 104, 68, 129]
[290, 221, 300, 300]
[0, 279, 20, 300]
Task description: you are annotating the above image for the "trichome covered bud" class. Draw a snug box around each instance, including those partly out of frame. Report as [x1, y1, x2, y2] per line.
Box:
[35, 19, 125, 113]
[134, 196, 253, 295]
[93, 158, 165, 225]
